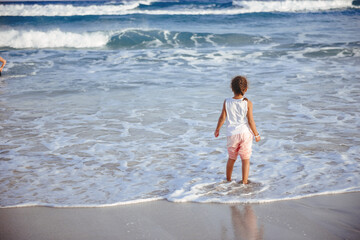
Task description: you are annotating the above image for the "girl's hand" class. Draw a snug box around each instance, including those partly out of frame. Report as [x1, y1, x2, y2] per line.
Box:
[255, 135, 261, 142]
[214, 129, 220, 138]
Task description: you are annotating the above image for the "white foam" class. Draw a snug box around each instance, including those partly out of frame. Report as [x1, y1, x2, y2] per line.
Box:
[0, 197, 164, 209]
[0, 0, 159, 16]
[233, 0, 356, 13]
[173, 189, 360, 204]
[0, 0, 356, 16]
[2, 189, 359, 208]
[0, 29, 110, 49]
[167, 178, 360, 204]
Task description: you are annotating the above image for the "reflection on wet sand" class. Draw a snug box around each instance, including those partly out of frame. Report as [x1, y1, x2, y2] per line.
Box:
[231, 205, 264, 240]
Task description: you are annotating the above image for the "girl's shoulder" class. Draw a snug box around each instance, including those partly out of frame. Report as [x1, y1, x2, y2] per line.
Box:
[247, 99, 253, 109]
[224, 97, 233, 103]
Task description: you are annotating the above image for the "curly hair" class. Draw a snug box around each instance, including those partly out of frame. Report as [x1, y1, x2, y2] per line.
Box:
[231, 75, 248, 96]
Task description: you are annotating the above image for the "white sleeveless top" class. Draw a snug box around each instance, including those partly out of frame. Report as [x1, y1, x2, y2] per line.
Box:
[225, 97, 252, 136]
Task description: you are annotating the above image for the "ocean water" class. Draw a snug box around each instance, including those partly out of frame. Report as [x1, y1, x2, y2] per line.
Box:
[0, 0, 359, 207]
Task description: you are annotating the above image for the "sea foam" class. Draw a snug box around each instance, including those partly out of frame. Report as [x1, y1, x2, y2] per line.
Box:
[0, 29, 110, 49]
[233, 0, 356, 13]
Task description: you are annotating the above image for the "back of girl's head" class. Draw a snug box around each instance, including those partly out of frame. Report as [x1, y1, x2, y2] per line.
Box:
[231, 75, 248, 96]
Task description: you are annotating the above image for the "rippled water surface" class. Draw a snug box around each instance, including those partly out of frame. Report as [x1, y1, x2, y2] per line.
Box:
[0, 0, 359, 207]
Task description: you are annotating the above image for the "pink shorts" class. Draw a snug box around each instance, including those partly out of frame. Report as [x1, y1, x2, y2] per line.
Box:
[227, 132, 253, 160]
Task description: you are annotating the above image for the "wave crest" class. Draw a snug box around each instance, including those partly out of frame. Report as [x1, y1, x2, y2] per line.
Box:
[0, 29, 110, 49]
[233, 0, 356, 13]
[0, 0, 356, 16]
[0, 29, 270, 49]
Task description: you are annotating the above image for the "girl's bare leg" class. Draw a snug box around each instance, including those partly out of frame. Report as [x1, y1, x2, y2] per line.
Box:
[226, 158, 236, 181]
[241, 159, 250, 184]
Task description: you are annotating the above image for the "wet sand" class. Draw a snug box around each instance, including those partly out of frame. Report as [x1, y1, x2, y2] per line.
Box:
[1, 192, 359, 240]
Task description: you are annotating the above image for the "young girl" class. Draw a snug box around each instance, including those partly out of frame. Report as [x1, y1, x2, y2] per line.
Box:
[214, 76, 260, 184]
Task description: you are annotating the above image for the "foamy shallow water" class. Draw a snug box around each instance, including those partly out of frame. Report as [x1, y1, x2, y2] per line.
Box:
[0, 1, 360, 207]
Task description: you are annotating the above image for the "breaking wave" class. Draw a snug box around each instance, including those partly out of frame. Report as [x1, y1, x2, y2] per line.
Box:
[0, 0, 357, 16]
[0, 29, 271, 49]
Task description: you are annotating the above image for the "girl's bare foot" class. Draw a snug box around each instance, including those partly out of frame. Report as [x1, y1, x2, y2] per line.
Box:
[239, 180, 251, 184]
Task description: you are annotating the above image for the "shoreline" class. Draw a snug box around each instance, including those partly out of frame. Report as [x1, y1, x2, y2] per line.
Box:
[2, 189, 359, 209]
[1, 192, 359, 240]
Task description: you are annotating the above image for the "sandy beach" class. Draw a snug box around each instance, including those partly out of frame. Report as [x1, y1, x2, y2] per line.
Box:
[1, 192, 359, 240]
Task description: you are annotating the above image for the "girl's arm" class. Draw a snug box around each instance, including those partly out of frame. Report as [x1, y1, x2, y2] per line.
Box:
[0, 57, 6, 72]
[247, 100, 261, 142]
[214, 100, 226, 138]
